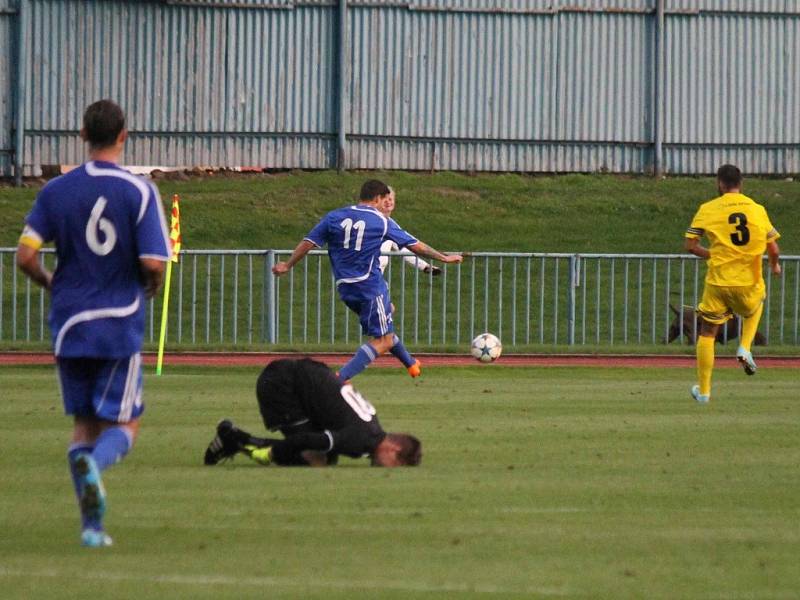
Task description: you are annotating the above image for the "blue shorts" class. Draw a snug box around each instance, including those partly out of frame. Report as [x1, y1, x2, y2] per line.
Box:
[342, 290, 395, 338]
[57, 354, 144, 423]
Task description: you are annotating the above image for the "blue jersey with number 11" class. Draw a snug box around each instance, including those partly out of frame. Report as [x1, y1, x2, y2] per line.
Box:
[304, 204, 418, 300]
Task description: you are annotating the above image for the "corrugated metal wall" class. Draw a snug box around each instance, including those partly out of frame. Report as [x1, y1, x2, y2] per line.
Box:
[22, 0, 338, 171]
[662, 12, 800, 173]
[3, 0, 799, 177]
[0, 0, 15, 176]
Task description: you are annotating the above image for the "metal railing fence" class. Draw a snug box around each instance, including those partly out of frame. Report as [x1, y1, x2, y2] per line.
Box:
[2, 249, 799, 348]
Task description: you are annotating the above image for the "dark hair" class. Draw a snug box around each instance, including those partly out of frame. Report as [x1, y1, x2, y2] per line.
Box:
[387, 433, 422, 466]
[83, 100, 126, 149]
[359, 179, 390, 201]
[717, 164, 742, 191]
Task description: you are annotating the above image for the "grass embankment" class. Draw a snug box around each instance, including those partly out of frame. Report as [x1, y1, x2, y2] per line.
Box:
[2, 171, 798, 253]
[1, 365, 799, 598]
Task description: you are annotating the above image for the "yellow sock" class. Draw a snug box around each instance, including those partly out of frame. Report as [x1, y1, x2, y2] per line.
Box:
[696, 335, 715, 396]
[244, 445, 272, 466]
[740, 303, 764, 352]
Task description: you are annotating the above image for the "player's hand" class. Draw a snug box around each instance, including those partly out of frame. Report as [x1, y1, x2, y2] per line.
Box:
[771, 263, 782, 276]
[272, 262, 291, 276]
[441, 254, 463, 264]
[424, 266, 442, 276]
[143, 279, 159, 299]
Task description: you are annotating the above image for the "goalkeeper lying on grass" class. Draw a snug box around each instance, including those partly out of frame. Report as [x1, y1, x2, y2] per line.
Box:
[204, 358, 421, 467]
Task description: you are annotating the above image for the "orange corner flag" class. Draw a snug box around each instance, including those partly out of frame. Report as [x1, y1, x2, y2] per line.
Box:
[169, 194, 182, 262]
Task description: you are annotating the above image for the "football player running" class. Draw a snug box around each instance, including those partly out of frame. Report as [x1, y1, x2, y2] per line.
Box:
[16, 100, 170, 546]
[684, 164, 782, 403]
[272, 180, 461, 382]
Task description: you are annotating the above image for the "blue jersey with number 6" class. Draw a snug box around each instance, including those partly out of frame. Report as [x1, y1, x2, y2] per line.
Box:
[24, 160, 171, 358]
[304, 204, 418, 301]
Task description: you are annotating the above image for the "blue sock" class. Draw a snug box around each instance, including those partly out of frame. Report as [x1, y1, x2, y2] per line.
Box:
[68, 442, 97, 530]
[92, 427, 133, 472]
[339, 343, 378, 381]
[389, 335, 415, 368]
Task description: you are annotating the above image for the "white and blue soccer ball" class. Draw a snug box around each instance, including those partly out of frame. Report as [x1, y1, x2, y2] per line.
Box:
[470, 333, 502, 363]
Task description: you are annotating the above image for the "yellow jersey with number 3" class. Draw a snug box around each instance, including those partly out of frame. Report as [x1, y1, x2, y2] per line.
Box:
[685, 192, 780, 287]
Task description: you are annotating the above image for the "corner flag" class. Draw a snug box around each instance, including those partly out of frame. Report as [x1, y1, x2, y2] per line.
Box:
[157, 194, 182, 375]
[169, 195, 182, 261]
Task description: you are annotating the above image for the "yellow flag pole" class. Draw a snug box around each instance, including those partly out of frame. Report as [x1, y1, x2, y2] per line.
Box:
[156, 260, 174, 376]
[157, 194, 181, 375]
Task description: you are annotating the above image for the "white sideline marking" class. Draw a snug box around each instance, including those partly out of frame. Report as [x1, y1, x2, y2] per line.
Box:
[0, 566, 570, 596]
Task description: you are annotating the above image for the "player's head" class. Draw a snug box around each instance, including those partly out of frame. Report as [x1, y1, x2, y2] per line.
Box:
[371, 433, 422, 467]
[360, 179, 391, 204]
[717, 164, 742, 193]
[81, 100, 127, 151]
[379, 186, 396, 217]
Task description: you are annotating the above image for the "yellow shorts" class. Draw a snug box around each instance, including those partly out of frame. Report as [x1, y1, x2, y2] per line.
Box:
[697, 282, 765, 325]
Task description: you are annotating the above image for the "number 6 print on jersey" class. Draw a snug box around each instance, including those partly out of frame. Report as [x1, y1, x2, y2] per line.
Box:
[86, 196, 118, 256]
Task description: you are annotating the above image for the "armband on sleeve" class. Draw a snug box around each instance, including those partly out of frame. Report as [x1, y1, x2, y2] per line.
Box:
[685, 227, 704, 239]
[19, 225, 44, 250]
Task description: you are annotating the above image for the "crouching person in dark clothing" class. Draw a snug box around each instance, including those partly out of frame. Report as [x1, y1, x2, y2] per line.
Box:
[204, 358, 421, 468]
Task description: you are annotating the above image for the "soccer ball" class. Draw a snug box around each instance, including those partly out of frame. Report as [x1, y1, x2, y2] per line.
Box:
[470, 333, 502, 363]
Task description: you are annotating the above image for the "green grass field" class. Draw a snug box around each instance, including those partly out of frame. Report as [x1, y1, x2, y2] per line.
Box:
[2, 364, 798, 599]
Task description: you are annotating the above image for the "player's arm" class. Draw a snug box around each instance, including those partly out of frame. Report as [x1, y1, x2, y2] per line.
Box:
[400, 248, 441, 275]
[140, 257, 166, 299]
[764, 216, 781, 276]
[16, 239, 52, 290]
[18, 192, 54, 290]
[407, 241, 463, 265]
[684, 236, 709, 260]
[385, 218, 460, 266]
[767, 240, 781, 276]
[684, 208, 709, 259]
[272, 239, 316, 276]
[136, 182, 171, 298]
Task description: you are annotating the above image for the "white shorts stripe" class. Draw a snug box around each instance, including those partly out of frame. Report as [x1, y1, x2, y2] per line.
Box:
[376, 296, 388, 335]
[120, 353, 140, 422]
[374, 297, 382, 334]
[119, 355, 135, 422]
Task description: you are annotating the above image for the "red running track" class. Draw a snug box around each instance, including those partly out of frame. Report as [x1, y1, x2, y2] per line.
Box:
[2, 352, 799, 369]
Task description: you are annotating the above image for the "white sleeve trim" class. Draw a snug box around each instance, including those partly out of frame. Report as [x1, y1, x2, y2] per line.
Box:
[139, 253, 171, 261]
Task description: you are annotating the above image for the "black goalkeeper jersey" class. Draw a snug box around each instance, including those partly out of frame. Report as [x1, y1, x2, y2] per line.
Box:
[256, 358, 386, 458]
